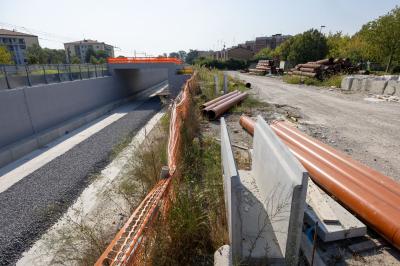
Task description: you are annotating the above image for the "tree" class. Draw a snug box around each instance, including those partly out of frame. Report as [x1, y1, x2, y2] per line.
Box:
[254, 47, 273, 60]
[169, 52, 180, 58]
[327, 32, 351, 58]
[185, 49, 199, 64]
[287, 29, 328, 64]
[178, 50, 187, 61]
[90, 55, 99, 64]
[26, 44, 46, 64]
[70, 56, 81, 64]
[358, 6, 400, 72]
[85, 48, 97, 63]
[0, 45, 13, 64]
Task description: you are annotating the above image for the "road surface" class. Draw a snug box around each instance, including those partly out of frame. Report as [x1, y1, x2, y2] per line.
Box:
[231, 72, 400, 181]
[0, 97, 161, 266]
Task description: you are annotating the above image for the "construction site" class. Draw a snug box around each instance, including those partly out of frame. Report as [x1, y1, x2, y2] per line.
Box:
[1, 1, 400, 266]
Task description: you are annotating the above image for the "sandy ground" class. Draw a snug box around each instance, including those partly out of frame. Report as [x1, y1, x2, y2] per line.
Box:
[229, 72, 400, 182]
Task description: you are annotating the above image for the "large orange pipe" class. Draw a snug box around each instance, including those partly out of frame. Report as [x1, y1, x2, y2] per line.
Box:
[239, 115, 400, 249]
[207, 93, 248, 120]
[271, 124, 400, 208]
[202, 91, 241, 116]
[201, 90, 239, 109]
[276, 121, 400, 198]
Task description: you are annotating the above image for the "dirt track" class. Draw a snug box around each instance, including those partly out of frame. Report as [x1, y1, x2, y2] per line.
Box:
[230, 72, 400, 181]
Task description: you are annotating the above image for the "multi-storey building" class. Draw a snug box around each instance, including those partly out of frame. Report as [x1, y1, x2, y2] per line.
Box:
[64, 39, 114, 63]
[0, 29, 39, 64]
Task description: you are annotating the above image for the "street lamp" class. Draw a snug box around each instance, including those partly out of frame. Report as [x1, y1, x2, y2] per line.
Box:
[320, 25, 326, 33]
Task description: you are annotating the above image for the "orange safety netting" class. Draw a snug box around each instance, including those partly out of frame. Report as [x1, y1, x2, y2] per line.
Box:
[95, 73, 196, 266]
[107, 57, 183, 64]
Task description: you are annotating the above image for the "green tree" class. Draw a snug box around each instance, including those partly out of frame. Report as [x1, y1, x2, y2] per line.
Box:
[95, 50, 109, 60]
[0, 45, 13, 64]
[178, 50, 187, 61]
[327, 32, 351, 58]
[254, 47, 273, 60]
[26, 44, 46, 64]
[90, 55, 99, 64]
[185, 49, 199, 64]
[70, 56, 81, 64]
[271, 37, 294, 60]
[358, 6, 400, 72]
[85, 48, 97, 63]
[169, 52, 180, 58]
[287, 29, 328, 64]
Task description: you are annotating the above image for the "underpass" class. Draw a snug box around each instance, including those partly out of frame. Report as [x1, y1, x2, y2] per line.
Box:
[0, 58, 189, 265]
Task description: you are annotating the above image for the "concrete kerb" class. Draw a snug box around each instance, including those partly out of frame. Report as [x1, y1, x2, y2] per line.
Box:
[341, 75, 400, 95]
[220, 118, 242, 261]
[252, 116, 308, 266]
[0, 80, 168, 169]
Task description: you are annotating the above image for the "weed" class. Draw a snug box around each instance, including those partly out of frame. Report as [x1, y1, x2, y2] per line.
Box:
[283, 74, 344, 88]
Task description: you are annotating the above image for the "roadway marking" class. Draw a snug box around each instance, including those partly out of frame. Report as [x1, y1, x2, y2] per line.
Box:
[0, 100, 147, 194]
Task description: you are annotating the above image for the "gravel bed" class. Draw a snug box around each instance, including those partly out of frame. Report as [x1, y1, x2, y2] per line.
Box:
[0, 97, 161, 265]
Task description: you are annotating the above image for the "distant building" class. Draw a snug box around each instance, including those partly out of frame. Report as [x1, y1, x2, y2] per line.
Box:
[254, 34, 291, 53]
[214, 46, 254, 61]
[0, 29, 39, 64]
[197, 50, 214, 58]
[64, 39, 114, 63]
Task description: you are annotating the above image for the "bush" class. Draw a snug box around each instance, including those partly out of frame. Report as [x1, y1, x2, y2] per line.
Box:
[283, 74, 343, 88]
[195, 58, 247, 70]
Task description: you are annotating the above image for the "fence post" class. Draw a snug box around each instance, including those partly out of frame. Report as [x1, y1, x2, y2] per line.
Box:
[94, 64, 98, 77]
[223, 73, 227, 94]
[57, 64, 62, 82]
[79, 65, 82, 80]
[3, 66, 11, 89]
[25, 65, 32, 86]
[87, 65, 90, 79]
[43, 65, 48, 84]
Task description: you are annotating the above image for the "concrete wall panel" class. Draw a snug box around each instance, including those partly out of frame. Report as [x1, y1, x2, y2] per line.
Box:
[252, 116, 308, 265]
[221, 118, 242, 260]
[0, 89, 34, 148]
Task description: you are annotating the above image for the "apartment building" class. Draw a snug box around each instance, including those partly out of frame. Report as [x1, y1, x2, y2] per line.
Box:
[0, 29, 39, 64]
[254, 34, 291, 53]
[64, 39, 114, 63]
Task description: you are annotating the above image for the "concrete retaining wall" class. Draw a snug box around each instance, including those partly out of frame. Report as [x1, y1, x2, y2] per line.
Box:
[252, 116, 308, 265]
[220, 118, 242, 260]
[341, 75, 400, 96]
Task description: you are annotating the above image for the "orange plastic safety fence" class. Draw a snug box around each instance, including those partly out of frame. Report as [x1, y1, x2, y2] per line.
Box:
[107, 57, 183, 64]
[95, 73, 196, 266]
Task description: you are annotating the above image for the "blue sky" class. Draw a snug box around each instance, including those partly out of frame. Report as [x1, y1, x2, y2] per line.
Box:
[0, 0, 398, 56]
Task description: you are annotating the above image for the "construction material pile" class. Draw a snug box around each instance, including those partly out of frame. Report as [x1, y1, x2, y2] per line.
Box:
[289, 58, 360, 80]
[201, 90, 248, 120]
[249, 60, 280, 75]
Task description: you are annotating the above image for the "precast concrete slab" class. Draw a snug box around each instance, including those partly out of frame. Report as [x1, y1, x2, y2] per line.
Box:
[220, 118, 242, 259]
[251, 115, 308, 266]
[304, 179, 366, 242]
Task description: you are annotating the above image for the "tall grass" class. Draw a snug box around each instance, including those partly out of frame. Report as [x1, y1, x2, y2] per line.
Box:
[283, 74, 344, 88]
[149, 73, 228, 266]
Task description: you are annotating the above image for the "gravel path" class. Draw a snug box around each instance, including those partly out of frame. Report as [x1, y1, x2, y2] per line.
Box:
[0, 97, 161, 266]
[230, 72, 400, 181]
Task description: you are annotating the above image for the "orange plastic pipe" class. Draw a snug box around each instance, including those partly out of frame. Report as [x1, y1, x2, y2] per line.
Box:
[201, 90, 239, 109]
[239, 115, 400, 249]
[207, 93, 248, 120]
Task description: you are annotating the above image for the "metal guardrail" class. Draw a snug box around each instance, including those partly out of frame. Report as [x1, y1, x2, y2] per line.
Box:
[0, 64, 110, 90]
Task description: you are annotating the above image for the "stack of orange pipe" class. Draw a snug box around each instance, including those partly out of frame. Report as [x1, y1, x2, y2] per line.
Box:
[239, 115, 400, 249]
[201, 91, 248, 120]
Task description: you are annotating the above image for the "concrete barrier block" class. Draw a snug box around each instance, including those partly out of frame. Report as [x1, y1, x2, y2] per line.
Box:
[10, 138, 39, 160]
[366, 79, 387, 94]
[252, 116, 308, 266]
[221, 118, 242, 260]
[385, 80, 400, 96]
[214, 245, 232, 266]
[341, 77, 353, 91]
[350, 78, 364, 91]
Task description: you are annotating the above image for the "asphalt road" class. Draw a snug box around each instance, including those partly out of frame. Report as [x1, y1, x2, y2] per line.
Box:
[0, 97, 161, 266]
[231, 72, 400, 181]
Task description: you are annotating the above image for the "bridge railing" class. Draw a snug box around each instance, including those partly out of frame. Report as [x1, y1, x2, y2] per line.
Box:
[107, 57, 183, 64]
[0, 64, 110, 90]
